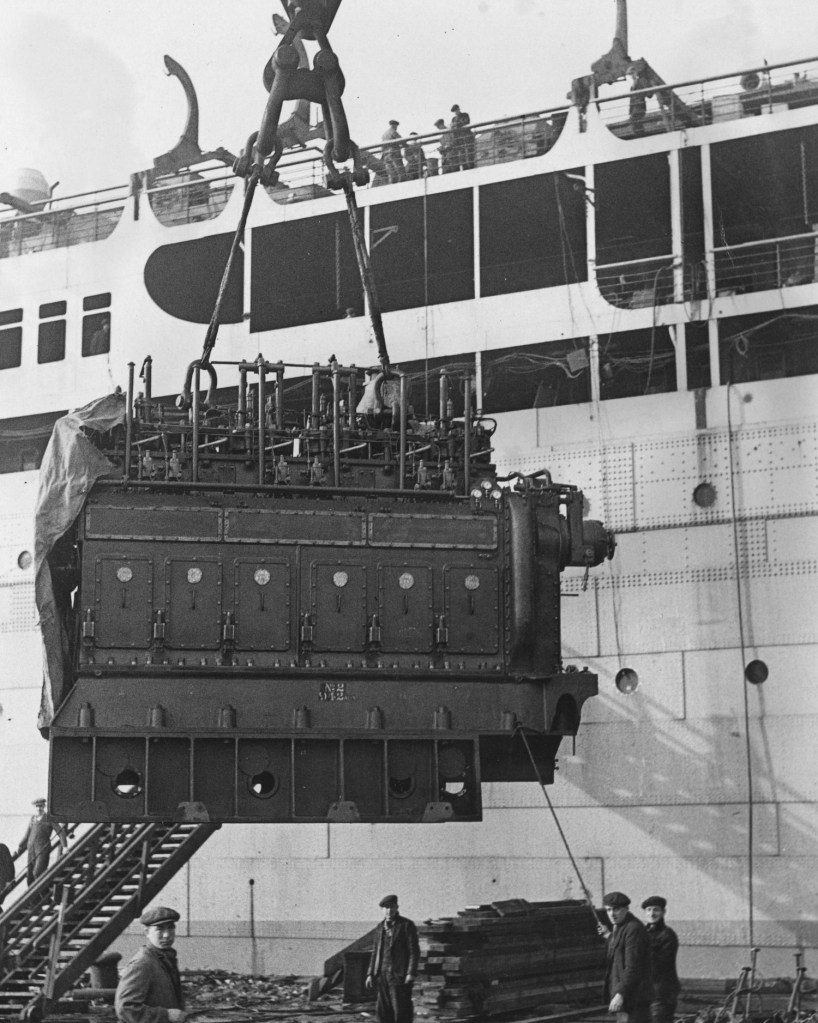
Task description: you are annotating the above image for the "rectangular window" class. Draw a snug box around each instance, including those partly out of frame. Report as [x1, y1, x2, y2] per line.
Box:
[480, 171, 587, 297]
[599, 327, 677, 400]
[711, 126, 818, 294]
[482, 339, 590, 412]
[40, 301, 67, 318]
[0, 308, 23, 327]
[719, 307, 818, 384]
[250, 214, 363, 331]
[82, 312, 110, 357]
[0, 326, 22, 370]
[370, 190, 474, 312]
[38, 319, 66, 364]
[83, 293, 112, 311]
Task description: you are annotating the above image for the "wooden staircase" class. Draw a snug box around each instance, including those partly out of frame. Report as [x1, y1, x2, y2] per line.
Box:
[0, 822, 218, 1020]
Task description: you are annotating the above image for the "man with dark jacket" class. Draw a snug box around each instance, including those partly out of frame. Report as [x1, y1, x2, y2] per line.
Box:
[115, 906, 187, 1023]
[641, 896, 681, 1023]
[17, 797, 67, 884]
[602, 891, 653, 1023]
[366, 894, 420, 1023]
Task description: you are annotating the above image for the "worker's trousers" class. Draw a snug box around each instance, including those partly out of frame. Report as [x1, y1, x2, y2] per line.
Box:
[375, 975, 414, 1023]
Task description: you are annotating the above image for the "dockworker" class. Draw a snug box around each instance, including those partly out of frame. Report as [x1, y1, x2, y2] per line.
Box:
[0, 841, 14, 908]
[366, 894, 420, 1023]
[17, 797, 66, 885]
[115, 905, 187, 1023]
[380, 120, 406, 183]
[449, 103, 475, 170]
[641, 896, 681, 1023]
[602, 891, 653, 1023]
[403, 133, 427, 180]
[434, 118, 455, 173]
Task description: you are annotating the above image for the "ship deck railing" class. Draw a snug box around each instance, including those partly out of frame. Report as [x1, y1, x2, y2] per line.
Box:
[0, 182, 128, 258]
[712, 228, 818, 295]
[596, 55, 818, 138]
[2, 55, 818, 258]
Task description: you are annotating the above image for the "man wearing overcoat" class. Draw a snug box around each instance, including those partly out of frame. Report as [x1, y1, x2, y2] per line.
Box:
[641, 895, 681, 1023]
[602, 891, 653, 1023]
[17, 797, 67, 884]
[366, 894, 420, 1023]
[115, 906, 187, 1023]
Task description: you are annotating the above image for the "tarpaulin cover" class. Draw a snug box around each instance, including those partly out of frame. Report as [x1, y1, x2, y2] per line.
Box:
[35, 392, 127, 729]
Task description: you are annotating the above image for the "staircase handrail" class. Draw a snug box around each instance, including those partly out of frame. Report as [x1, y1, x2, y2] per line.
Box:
[4, 823, 167, 965]
[25, 823, 218, 1021]
[0, 823, 82, 912]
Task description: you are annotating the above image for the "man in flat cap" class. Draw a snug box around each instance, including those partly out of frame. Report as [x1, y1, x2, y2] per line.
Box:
[381, 120, 406, 183]
[115, 906, 187, 1023]
[17, 797, 67, 885]
[641, 896, 680, 1023]
[449, 103, 475, 170]
[366, 894, 420, 1023]
[602, 892, 653, 1023]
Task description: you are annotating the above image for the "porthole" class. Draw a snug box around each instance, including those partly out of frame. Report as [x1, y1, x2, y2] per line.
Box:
[693, 482, 717, 508]
[187, 567, 203, 584]
[116, 566, 133, 583]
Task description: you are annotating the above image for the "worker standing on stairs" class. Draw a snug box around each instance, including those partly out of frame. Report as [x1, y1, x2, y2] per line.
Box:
[16, 797, 67, 884]
[115, 906, 187, 1023]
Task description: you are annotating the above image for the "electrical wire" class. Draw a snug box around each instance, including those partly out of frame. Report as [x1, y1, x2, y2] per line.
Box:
[725, 373, 756, 949]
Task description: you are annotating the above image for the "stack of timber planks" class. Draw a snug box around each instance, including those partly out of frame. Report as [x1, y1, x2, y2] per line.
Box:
[416, 899, 606, 1020]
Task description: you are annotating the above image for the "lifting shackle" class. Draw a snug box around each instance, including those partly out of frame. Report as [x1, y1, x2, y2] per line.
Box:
[254, 1, 351, 170]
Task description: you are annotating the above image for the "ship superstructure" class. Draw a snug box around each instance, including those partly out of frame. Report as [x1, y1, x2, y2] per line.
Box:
[0, 6, 816, 977]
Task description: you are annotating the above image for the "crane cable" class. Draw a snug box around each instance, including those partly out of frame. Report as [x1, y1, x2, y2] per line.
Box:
[514, 723, 601, 928]
[342, 181, 391, 374]
[199, 166, 261, 368]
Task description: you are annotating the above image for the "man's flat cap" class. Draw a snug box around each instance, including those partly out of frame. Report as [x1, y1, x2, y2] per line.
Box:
[451, 104, 460, 111]
[32, 798, 46, 806]
[389, 119, 399, 126]
[379, 894, 398, 907]
[641, 895, 667, 910]
[141, 906, 180, 927]
[603, 891, 630, 908]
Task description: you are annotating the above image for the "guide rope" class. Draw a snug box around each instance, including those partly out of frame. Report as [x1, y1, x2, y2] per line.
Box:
[514, 723, 601, 928]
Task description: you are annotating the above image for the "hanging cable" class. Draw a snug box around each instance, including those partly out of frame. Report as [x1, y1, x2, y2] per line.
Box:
[514, 723, 600, 927]
[200, 168, 260, 368]
[725, 377, 756, 948]
[422, 169, 430, 419]
[342, 182, 390, 373]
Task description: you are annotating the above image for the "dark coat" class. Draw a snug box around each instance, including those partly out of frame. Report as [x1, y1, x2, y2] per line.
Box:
[604, 913, 653, 1009]
[115, 944, 184, 1023]
[646, 920, 680, 1000]
[368, 914, 420, 982]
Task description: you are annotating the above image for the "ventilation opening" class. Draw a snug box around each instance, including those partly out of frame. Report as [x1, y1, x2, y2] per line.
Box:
[112, 768, 143, 799]
[249, 771, 279, 798]
[388, 774, 416, 799]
